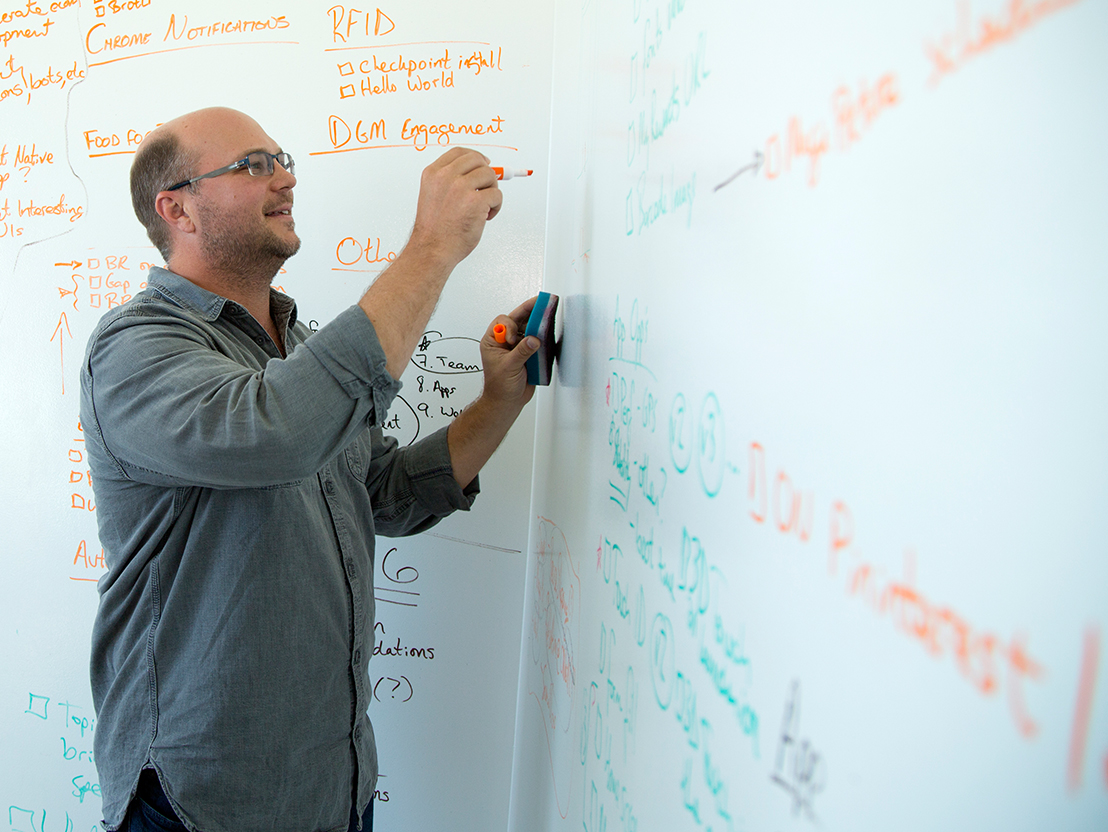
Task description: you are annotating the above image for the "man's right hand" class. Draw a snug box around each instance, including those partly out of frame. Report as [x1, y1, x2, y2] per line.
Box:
[357, 147, 506, 380]
[407, 147, 503, 271]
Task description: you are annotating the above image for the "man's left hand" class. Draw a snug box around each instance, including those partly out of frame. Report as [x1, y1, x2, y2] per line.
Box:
[479, 295, 542, 410]
[445, 296, 543, 488]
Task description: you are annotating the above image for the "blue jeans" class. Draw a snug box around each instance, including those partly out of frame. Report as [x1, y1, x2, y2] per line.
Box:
[121, 769, 374, 832]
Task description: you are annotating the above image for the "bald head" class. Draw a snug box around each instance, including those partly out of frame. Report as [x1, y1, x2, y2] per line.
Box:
[130, 108, 273, 260]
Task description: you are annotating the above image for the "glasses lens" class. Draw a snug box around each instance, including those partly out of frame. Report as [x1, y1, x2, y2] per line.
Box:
[242, 152, 293, 177]
[246, 152, 272, 176]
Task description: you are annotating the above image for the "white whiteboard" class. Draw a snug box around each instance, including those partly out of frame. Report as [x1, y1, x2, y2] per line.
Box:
[0, 1, 552, 830]
[510, 0, 1108, 830]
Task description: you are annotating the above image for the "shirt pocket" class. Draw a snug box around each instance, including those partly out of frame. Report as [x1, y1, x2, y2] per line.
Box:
[344, 430, 373, 483]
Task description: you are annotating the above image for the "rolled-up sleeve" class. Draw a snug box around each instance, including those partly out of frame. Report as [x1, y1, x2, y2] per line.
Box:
[300, 306, 401, 424]
[364, 425, 480, 537]
[83, 300, 401, 490]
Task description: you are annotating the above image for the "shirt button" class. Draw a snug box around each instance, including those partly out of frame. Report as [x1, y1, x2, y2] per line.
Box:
[324, 480, 335, 495]
[354, 726, 363, 741]
[354, 650, 362, 664]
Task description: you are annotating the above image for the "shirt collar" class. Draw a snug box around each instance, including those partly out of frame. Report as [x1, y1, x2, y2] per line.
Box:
[146, 266, 299, 329]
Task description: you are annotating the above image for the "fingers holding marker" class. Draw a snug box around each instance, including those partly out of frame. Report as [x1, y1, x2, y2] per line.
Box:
[486, 314, 537, 351]
[431, 146, 489, 176]
[411, 148, 502, 264]
[447, 149, 503, 223]
[488, 297, 540, 348]
[480, 312, 539, 406]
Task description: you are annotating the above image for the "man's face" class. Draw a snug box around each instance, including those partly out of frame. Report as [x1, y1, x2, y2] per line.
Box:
[187, 113, 301, 278]
[193, 178, 301, 276]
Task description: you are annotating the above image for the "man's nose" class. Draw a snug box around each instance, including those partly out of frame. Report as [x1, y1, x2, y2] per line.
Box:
[272, 159, 296, 189]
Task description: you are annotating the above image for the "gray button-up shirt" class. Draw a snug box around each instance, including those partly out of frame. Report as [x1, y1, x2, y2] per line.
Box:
[81, 267, 477, 832]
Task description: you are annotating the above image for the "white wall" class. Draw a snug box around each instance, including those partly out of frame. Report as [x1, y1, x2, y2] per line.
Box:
[0, 2, 552, 829]
[510, 0, 1108, 829]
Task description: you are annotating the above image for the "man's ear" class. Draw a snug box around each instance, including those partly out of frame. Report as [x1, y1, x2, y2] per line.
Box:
[154, 191, 196, 235]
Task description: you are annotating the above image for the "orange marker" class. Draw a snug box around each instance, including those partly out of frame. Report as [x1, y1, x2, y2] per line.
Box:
[493, 323, 508, 343]
[492, 167, 533, 181]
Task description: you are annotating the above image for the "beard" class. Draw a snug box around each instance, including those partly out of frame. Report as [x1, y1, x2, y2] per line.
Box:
[194, 196, 301, 286]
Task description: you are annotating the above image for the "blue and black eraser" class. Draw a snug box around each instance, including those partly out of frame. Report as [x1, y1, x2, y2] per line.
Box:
[524, 291, 558, 386]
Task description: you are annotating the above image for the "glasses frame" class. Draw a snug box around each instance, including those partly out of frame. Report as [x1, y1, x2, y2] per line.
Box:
[164, 151, 295, 192]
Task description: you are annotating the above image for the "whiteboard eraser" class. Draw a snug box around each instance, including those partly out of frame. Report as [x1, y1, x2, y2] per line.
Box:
[524, 291, 558, 386]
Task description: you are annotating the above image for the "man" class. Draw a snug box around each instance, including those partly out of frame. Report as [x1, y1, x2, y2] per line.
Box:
[80, 107, 540, 832]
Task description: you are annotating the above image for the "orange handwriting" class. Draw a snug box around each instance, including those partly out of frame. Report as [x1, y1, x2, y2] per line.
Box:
[1066, 627, 1101, 792]
[55, 255, 135, 313]
[748, 442, 814, 543]
[0, 14, 54, 49]
[764, 116, 829, 187]
[835, 502, 1045, 738]
[72, 539, 106, 582]
[82, 126, 151, 156]
[18, 194, 83, 222]
[164, 13, 291, 43]
[335, 235, 397, 270]
[336, 48, 468, 99]
[329, 5, 396, 43]
[832, 73, 900, 151]
[92, 0, 152, 17]
[764, 72, 900, 187]
[926, 0, 1086, 85]
[401, 115, 504, 151]
[0, 54, 85, 104]
[85, 21, 151, 54]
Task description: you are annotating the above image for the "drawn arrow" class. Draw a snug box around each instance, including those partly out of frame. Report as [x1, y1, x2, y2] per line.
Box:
[50, 312, 73, 395]
[54, 261, 83, 269]
[714, 150, 765, 192]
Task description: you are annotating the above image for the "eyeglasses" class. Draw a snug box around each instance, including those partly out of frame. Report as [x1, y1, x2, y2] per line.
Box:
[165, 151, 295, 191]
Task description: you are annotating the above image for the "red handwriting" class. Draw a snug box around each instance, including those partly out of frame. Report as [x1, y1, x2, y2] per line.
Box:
[531, 517, 580, 734]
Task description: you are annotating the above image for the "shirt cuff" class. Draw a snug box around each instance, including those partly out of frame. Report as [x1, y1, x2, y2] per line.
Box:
[301, 305, 402, 425]
[403, 425, 480, 515]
